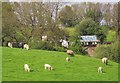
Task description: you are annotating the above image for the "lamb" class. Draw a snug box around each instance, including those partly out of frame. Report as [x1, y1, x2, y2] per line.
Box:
[98, 67, 103, 73]
[8, 42, 13, 48]
[24, 64, 30, 72]
[23, 44, 29, 50]
[67, 50, 74, 56]
[44, 64, 53, 71]
[66, 57, 70, 62]
[102, 57, 108, 65]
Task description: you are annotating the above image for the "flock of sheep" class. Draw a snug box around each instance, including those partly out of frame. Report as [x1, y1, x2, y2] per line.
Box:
[24, 50, 108, 74]
[8, 42, 108, 74]
[8, 42, 29, 50]
[24, 50, 74, 72]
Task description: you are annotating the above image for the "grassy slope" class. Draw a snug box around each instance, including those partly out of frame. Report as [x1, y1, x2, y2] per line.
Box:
[2, 47, 118, 81]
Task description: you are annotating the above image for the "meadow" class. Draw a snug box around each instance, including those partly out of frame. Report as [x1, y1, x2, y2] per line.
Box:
[2, 47, 118, 81]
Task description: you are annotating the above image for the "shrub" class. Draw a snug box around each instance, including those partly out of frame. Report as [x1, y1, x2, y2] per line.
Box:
[93, 44, 111, 58]
[109, 41, 119, 63]
[94, 41, 119, 63]
[29, 40, 54, 50]
[54, 46, 65, 52]
[69, 41, 87, 55]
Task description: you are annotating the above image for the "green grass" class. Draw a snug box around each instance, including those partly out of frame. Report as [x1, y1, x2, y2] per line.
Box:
[2, 47, 118, 81]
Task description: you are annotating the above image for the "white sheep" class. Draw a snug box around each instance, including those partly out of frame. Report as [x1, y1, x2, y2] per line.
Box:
[24, 64, 30, 72]
[98, 67, 103, 73]
[8, 42, 13, 48]
[102, 57, 108, 65]
[44, 64, 53, 71]
[67, 50, 74, 56]
[66, 57, 70, 62]
[23, 44, 29, 50]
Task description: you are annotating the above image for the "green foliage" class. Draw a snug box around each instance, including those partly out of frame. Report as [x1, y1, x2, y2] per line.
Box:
[65, 27, 76, 37]
[2, 47, 118, 81]
[69, 42, 86, 55]
[68, 33, 87, 55]
[65, 27, 87, 55]
[53, 46, 65, 52]
[94, 44, 111, 58]
[94, 41, 119, 63]
[100, 26, 109, 36]
[29, 39, 65, 52]
[2, 3, 19, 44]
[106, 30, 116, 42]
[59, 5, 78, 27]
[76, 18, 106, 43]
[109, 41, 119, 62]
[86, 9, 94, 19]
[29, 40, 55, 51]
[76, 18, 97, 35]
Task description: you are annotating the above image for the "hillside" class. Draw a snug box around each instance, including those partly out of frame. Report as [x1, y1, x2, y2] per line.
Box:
[2, 47, 118, 81]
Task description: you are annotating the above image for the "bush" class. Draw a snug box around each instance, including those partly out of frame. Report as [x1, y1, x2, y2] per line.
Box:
[109, 41, 119, 63]
[93, 44, 111, 58]
[29, 40, 55, 51]
[29, 39, 66, 52]
[69, 41, 87, 55]
[94, 41, 119, 63]
[54, 46, 65, 52]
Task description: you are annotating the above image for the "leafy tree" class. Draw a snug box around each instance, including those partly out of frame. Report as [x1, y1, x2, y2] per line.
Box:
[76, 18, 106, 43]
[2, 2, 19, 45]
[12, 2, 64, 43]
[59, 5, 77, 27]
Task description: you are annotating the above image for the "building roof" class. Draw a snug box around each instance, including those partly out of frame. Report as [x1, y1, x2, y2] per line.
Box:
[80, 35, 100, 42]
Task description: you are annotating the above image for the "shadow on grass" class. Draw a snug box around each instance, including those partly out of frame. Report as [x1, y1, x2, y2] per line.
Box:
[30, 69, 34, 72]
[102, 71, 106, 73]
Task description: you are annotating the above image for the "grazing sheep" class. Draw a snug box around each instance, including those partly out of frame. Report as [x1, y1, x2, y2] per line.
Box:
[102, 57, 108, 65]
[8, 42, 13, 48]
[24, 64, 30, 72]
[67, 50, 74, 56]
[98, 67, 103, 73]
[44, 64, 53, 71]
[66, 57, 70, 62]
[23, 44, 29, 50]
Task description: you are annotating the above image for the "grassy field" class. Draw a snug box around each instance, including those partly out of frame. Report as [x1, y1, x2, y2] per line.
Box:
[2, 47, 118, 81]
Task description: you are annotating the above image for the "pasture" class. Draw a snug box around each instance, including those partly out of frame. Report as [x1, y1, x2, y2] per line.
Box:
[2, 47, 118, 81]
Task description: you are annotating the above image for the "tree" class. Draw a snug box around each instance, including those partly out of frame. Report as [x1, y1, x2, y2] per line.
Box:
[59, 5, 77, 27]
[71, 3, 87, 25]
[76, 18, 106, 43]
[2, 2, 19, 45]
[12, 2, 64, 43]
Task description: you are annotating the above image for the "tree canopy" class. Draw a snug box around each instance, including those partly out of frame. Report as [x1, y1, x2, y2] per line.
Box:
[76, 18, 106, 43]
